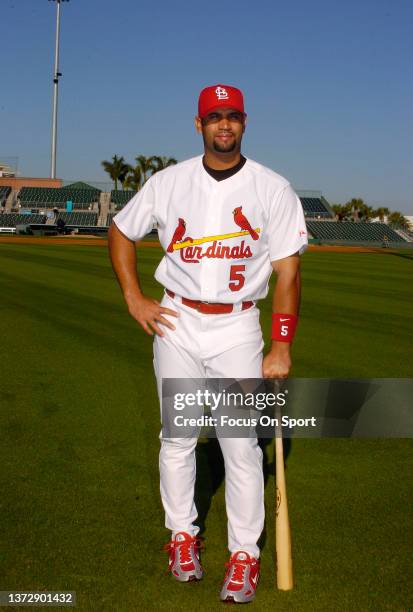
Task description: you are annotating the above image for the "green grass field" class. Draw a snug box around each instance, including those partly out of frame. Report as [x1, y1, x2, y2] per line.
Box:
[0, 240, 412, 611]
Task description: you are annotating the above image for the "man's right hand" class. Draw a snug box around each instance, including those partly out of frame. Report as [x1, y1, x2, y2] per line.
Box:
[108, 224, 179, 336]
[126, 293, 179, 337]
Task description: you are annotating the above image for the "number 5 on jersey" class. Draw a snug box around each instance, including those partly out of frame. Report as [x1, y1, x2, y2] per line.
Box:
[229, 265, 246, 292]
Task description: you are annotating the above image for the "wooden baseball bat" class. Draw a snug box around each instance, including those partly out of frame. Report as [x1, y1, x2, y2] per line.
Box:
[275, 399, 293, 590]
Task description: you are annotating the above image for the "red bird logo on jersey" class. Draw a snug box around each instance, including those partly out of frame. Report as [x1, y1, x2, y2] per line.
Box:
[233, 206, 259, 240]
[167, 218, 187, 252]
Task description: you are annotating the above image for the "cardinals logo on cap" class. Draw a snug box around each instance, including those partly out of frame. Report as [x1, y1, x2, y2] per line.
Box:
[215, 86, 229, 100]
[198, 84, 244, 118]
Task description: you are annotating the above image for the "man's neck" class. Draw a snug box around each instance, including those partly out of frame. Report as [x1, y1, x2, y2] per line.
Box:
[203, 150, 242, 170]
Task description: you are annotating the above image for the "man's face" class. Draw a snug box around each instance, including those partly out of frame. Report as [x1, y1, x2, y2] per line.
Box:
[195, 107, 246, 155]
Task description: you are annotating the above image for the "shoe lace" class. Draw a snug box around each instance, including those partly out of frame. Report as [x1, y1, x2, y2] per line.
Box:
[163, 535, 204, 566]
[180, 540, 195, 564]
[225, 558, 248, 583]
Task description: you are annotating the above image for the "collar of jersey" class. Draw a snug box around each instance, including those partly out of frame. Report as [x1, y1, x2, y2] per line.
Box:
[200, 155, 249, 185]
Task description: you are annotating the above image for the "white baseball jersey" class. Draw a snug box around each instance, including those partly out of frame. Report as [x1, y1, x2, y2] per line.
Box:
[114, 155, 308, 303]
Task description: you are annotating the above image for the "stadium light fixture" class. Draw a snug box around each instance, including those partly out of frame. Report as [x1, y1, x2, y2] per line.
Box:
[48, 0, 70, 179]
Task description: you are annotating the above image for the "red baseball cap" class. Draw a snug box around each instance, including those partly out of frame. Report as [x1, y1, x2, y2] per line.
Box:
[198, 84, 245, 118]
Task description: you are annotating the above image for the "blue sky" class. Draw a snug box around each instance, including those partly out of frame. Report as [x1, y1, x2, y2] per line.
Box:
[1, 0, 412, 212]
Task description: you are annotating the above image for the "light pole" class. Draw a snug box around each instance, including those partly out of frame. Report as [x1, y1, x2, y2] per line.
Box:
[49, 0, 69, 179]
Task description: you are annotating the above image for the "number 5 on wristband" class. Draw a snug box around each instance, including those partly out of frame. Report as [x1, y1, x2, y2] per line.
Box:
[272, 313, 298, 342]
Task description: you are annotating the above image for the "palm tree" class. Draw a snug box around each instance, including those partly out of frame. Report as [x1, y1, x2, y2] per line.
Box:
[373, 207, 390, 222]
[119, 165, 132, 190]
[101, 155, 130, 191]
[331, 204, 346, 220]
[119, 164, 133, 190]
[331, 204, 342, 215]
[335, 201, 353, 220]
[123, 165, 143, 191]
[346, 198, 364, 209]
[387, 211, 409, 229]
[359, 205, 375, 221]
[345, 197, 363, 220]
[135, 155, 156, 184]
[150, 156, 178, 175]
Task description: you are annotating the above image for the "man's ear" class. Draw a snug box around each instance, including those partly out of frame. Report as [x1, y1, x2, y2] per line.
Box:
[243, 113, 248, 133]
[194, 116, 203, 134]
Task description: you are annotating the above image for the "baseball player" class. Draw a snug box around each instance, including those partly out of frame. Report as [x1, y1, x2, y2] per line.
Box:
[108, 84, 307, 604]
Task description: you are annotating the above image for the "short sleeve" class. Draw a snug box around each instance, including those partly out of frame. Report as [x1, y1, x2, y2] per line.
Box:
[112, 177, 156, 241]
[267, 184, 308, 261]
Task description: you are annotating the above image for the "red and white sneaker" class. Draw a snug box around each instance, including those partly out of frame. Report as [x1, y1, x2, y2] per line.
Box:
[164, 531, 204, 582]
[220, 551, 260, 603]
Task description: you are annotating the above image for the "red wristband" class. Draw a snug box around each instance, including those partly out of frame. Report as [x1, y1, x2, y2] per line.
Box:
[271, 313, 298, 342]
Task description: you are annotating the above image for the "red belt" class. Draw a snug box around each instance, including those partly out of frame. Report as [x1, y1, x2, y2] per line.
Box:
[166, 290, 253, 315]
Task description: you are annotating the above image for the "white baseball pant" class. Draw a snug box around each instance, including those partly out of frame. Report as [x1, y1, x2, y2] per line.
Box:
[153, 292, 264, 558]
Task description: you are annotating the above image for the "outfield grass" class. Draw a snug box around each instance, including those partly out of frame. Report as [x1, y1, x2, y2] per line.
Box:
[0, 242, 412, 611]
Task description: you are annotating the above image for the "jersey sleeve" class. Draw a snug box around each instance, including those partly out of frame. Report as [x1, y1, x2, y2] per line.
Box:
[267, 184, 308, 261]
[112, 177, 156, 241]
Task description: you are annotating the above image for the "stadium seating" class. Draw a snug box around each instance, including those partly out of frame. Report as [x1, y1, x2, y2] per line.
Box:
[307, 221, 405, 242]
[111, 190, 136, 210]
[300, 197, 331, 218]
[106, 212, 116, 225]
[18, 187, 100, 210]
[0, 186, 11, 204]
[56, 212, 98, 226]
[0, 214, 46, 227]
[389, 225, 413, 242]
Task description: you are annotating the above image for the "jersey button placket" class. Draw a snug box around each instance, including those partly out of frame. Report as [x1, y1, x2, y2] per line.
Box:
[200, 184, 219, 302]
[203, 184, 223, 302]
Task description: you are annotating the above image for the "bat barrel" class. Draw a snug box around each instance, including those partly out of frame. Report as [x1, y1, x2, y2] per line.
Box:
[274, 389, 294, 590]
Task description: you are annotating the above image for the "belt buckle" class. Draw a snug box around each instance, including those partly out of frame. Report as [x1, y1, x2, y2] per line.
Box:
[198, 300, 210, 311]
[198, 299, 215, 313]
